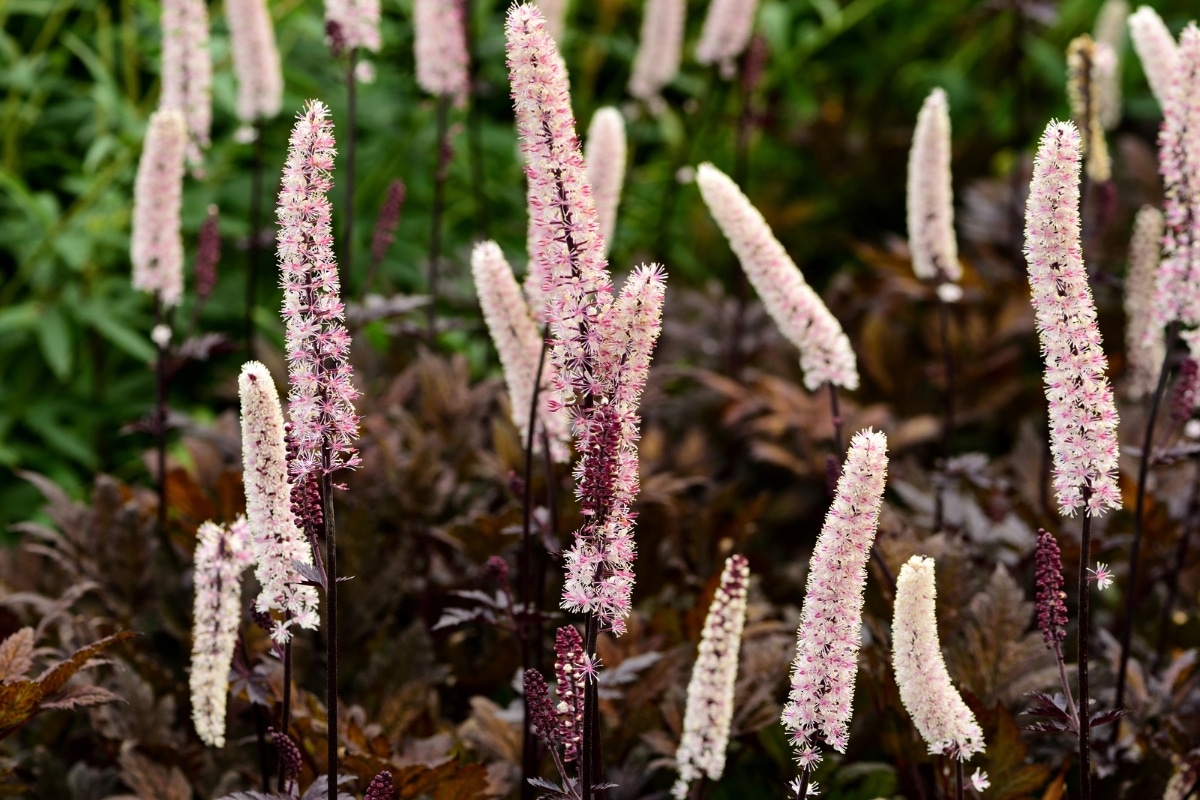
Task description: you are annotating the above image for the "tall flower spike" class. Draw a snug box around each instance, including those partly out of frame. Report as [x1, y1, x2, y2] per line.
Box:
[239, 361, 321, 640]
[1125, 206, 1166, 398]
[628, 0, 686, 107]
[1093, 0, 1127, 130]
[584, 107, 626, 257]
[892, 555, 985, 761]
[1066, 35, 1113, 183]
[1128, 6, 1179, 109]
[906, 88, 962, 294]
[132, 109, 187, 308]
[781, 429, 888, 771]
[226, 0, 283, 134]
[695, 0, 760, 78]
[161, 0, 211, 174]
[278, 100, 361, 480]
[413, 0, 470, 106]
[673, 555, 751, 800]
[325, 0, 381, 52]
[1151, 25, 1200, 338]
[1023, 120, 1121, 516]
[190, 517, 253, 748]
[471, 241, 570, 463]
[554, 625, 587, 763]
[697, 162, 859, 391]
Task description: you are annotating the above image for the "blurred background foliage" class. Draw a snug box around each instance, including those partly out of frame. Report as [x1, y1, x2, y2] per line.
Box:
[0, 0, 1194, 528]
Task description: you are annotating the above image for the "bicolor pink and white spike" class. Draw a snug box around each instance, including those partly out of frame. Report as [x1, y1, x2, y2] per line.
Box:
[471, 241, 570, 463]
[585, 107, 626, 257]
[226, 0, 283, 131]
[189, 517, 253, 748]
[413, 0, 470, 105]
[695, 0, 760, 77]
[629, 0, 686, 105]
[239, 361, 321, 641]
[1128, 6, 1179, 109]
[1125, 206, 1166, 398]
[132, 108, 187, 307]
[325, 0, 381, 52]
[1023, 121, 1121, 516]
[697, 162, 859, 391]
[673, 554, 751, 800]
[277, 100, 361, 480]
[892, 555, 985, 761]
[782, 428, 888, 772]
[906, 88, 962, 295]
[161, 0, 211, 174]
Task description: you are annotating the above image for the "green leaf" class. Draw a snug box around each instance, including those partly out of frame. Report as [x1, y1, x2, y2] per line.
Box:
[0, 304, 38, 337]
[35, 308, 71, 381]
[75, 300, 154, 364]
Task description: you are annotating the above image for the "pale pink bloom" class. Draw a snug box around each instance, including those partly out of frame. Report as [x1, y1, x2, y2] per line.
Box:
[470, 241, 570, 462]
[970, 768, 991, 792]
[161, 0, 211, 174]
[1094, 0, 1127, 130]
[1152, 26, 1200, 335]
[1024, 120, 1121, 517]
[325, 0, 381, 52]
[535, 0, 568, 41]
[584, 107, 626, 256]
[628, 0, 686, 104]
[673, 555, 751, 800]
[696, 162, 859, 391]
[1125, 205, 1166, 398]
[1128, 6, 1179, 109]
[892, 555, 985, 760]
[132, 109, 187, 307]
[1088, 562, 1115, 591]
[189, 517, 253, 747]
[906, 88, 961, 289]
[413, 0, 470, 105]
[277, 101, 361, 480]
[226, 0, 283, 129]
[695, 0, 760, 77]
[782, 429, 888, 770]
[239, 361, 321, 641]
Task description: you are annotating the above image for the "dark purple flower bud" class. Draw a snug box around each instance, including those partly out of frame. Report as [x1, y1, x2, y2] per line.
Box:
[486, 555, 510, 587]
[1034, 530, 1069, 649]
[365, 770, 395, 800]
[523, 668, 561, 748]
[1172, 358, 1199, 427]
[370, 180, 406, 269]
[554, 625, 587, 762]
[269, 726, 302, 781]
[195, 204, 220, 302]
[250, 605, 274, 632]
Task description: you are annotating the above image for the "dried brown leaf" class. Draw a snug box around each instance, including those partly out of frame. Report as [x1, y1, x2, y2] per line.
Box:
[0, 628, 34, 683]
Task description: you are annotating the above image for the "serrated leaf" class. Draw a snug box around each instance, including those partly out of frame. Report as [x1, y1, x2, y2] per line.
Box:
[36, 631, 133, 696]
[1088, 707, 1128, 729]
[0, 629, 35, 683]
[39, 683, 123, 711]
[292, 559, 326, 589]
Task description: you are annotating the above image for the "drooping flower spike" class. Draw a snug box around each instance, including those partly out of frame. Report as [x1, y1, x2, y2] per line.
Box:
[132, 108, 187, 308]
[226, 0, 283, 135]
[1023, 120, 1121, 516]
[697, 162, 859, 392]
[1124, 206, 1166, 398]
[584, 107, 627, 256]
[906, 88, 962, 295]
[892, 555, 985, 761]
[413, 0, 470, 106]
[161, 0, 211, 173]
[277, 100, 361, 481]
[189, 517, 253, 747]
[782, 428, 888, 772]
[1128, 6, 1179, 109]
[629, 0, 686, 106]
[673, 554, 751, 800]
[695, 0, 760, 78]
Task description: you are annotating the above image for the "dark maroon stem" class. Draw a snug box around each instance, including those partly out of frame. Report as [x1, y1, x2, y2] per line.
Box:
[828, 382, 844, 457]
[1078, 497, 1093, 800]
[154, 294, 168, 543]
[796, 770, 811, 800]
[934, 297, 954, 532]
[277, 637, 292, 788]
[323, 471, 338, 800]
[427, 95, 452, 340]
[955, 758, 963, 800]
[581, 615, 602, 800]
[1156, 457, 1200, 670]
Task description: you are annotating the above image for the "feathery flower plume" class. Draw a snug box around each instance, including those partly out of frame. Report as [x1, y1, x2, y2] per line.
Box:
[695, 0, 760, 78]
[906, 88, 962, 293]
[1128, 6, 1179, 109]
[1024, 120, 1121, 516]
[892, 555, 985, 760]
[535, 0, 569, 42]
[554, 625, 588, 762]
[413, 0, 470, 106]
[161, 0, 211, 173]
[325, 0, 381, 52]
[1125, 206, 1166, 398]
[506, 4, 668, 634]
[226, 0, 283, 134]
[585, 107, 626, 256]
[239, 361, 321, 640]
[673, 555, 751, 800]
[781, 429, 888, 771]
[1067, 35, 1114, 183]
[471, 241, 571, 462]
[697, 162, 859, 391]
[1093, 0, 1127, 130]
[278, 100, 361, 480]
[628, 0, 686, 105]
[132, 109, 187, 307]
[190, 517, 253, 748]
[1152, 25, 1200, 336]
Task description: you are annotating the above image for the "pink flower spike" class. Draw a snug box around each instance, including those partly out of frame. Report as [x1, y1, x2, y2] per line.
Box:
[413, 0, 470, 105]
[161, 0, 211, 175]
[277, 100, 361, 480]
[1124, 205, 1166, 398]
[697, 162, 859, 391]
[1023, 120, 1121, 517]
[132, 109, 187, 308]
[226, 0, 283, 130]
[782, 428, 888, 770]
[906, 88, 962, 290]
[629, 0, 685, 106]
[584, 107, 626, 256]
[1128, 6, 1179, 109]
[695, 0, 760, 78]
